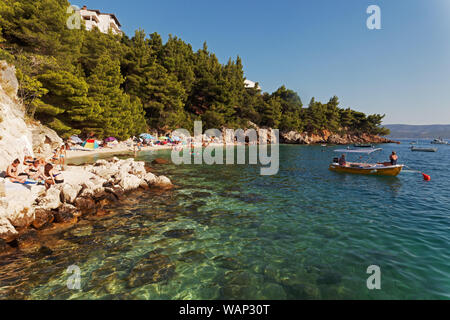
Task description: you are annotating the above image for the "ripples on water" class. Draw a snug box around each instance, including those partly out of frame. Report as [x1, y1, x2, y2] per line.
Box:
[0, 142, 449, 299]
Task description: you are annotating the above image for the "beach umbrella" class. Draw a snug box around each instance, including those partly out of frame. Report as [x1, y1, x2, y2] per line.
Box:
[140, 133, 155, 140]
[70, 135, 83, 144]
[104, 137, 117, 142]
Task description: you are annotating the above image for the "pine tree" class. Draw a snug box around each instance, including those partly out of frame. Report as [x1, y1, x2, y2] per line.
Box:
[87, 55, 146, 139]
[36, 70, 101, 137]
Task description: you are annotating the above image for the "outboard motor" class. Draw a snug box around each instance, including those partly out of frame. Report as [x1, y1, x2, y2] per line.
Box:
[333, 157, 339, 164]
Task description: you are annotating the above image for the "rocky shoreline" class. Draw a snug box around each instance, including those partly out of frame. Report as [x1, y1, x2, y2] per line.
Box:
[0, 157, 172, 254]
[279, 129, 398, 145]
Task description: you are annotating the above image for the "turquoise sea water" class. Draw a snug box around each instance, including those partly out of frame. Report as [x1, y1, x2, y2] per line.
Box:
[0, 142, 449, 299]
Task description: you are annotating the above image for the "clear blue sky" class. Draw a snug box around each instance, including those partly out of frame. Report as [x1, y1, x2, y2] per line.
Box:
[78, 0, 450, 125]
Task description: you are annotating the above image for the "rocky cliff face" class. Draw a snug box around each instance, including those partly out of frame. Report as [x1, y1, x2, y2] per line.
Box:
[0, 61, 62, 170]
[0, 61, 35, 171]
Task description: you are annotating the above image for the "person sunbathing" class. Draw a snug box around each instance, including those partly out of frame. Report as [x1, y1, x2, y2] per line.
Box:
[6, 159, 27, 183]
[26, 159, 46, 182]
[43, 163, 64, 189]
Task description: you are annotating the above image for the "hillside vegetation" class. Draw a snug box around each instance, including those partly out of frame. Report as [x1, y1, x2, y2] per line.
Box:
[0, 0, 389, 139]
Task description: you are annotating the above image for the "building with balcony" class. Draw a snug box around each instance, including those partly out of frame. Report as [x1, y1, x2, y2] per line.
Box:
[80, 5, 122, 35]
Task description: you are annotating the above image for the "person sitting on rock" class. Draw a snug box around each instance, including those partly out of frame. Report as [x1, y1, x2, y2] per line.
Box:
[26, 159, 46, 182]
[6, 159, 27, 183]
[43, 163, 64, 189]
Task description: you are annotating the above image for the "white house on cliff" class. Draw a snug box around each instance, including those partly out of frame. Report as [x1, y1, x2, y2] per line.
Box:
[79, 5, 122, 35]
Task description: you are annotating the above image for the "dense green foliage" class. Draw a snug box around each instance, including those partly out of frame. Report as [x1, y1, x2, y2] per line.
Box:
[0, 0, 389, 138]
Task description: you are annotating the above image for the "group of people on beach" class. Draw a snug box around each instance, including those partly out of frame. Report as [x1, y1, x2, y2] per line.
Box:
[4, 144, 69, 189]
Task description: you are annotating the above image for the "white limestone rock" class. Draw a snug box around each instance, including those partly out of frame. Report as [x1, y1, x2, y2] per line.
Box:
[38, 188, 61, 210]
[119, 174, 142, 191]
[153, 175, 173, 187]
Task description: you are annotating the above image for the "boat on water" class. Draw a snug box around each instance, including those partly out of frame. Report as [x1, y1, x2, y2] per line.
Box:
[354, 143, 373, 148]
[411, 146, 437, 152]
[430, 138, 448, 145]
[329, 148, 404, 177]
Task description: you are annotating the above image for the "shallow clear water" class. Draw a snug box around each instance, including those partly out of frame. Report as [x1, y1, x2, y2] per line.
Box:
[1, 142, 449, 299]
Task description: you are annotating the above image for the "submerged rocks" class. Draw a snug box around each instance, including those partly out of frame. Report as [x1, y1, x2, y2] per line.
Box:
[152, 158, 170, 165]
[127, 250, 176, 288]
[163, 229, 195, 239]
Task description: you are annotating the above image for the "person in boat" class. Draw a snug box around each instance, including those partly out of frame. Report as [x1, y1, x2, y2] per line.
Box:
[6, 159, 28, 183]
[338, 154, 347, 166]
[43, 163, 64, 189]
[389, 151, 398, 165]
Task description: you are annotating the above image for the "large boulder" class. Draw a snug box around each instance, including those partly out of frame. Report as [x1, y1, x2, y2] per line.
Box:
[91, 166, 118, 181]
[0, 214, 18, 242]
[32, 208, 55, 229]
[54, 204, 79, 223]
[130, 161, 146, 177]
[143, 172, 157, 185]
[29, 122, 63, 159]
[59, 183, 82, 204]
[119, 174, 142, 191]
[38, 188, 61, 210]
[74, 197, 96, 214]
[153, 176, 173, 188]
[0, 183, 44, 228]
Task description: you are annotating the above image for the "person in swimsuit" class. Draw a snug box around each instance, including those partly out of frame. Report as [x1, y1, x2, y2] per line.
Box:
[18, 156, 34, 178]
[390, 151, 398, 165]
[51, 149, 60, 165]
[59, 145, 67, 166]
[26, 159, 46, 181]
[6, 159, 27, 183]
[43, 163, 64, 189]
